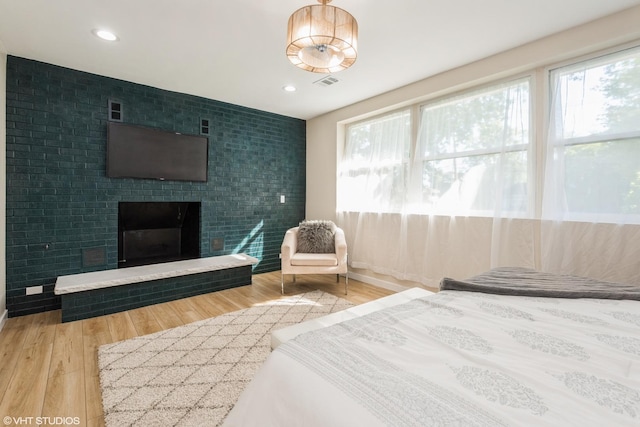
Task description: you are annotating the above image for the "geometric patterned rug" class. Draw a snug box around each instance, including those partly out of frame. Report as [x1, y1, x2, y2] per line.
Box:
[98, 290, 354, 427]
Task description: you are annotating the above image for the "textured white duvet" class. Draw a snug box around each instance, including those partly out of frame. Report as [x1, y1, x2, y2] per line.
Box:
[223, 291, 640, 426]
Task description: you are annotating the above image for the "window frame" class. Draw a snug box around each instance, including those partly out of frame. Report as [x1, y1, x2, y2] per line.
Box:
[544, 44, 640, 223]
[414, 77, 534, 217]
[339, 108, 413, 213]
[338, 41, 640, 224]
[340, 76, 536, 216]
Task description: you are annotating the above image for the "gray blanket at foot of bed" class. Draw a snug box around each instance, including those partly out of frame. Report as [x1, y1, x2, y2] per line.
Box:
[440, 267, 640, 300]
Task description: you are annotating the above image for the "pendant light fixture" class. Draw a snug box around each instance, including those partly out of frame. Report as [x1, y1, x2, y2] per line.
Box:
[286, 0, 358, 73]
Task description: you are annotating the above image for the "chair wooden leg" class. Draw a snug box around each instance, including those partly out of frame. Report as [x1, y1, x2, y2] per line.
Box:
[281, 273, 284, 295]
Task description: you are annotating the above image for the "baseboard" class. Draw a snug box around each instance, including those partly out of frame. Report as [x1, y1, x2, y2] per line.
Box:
[348, 271, 410, 293]
[0, 309, 8, 333]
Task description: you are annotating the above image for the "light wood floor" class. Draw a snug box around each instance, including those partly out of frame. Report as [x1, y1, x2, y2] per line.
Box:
[0, 272, 394, 427]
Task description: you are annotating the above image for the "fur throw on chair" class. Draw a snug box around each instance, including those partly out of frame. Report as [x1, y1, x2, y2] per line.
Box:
[297, 220, 337, 253]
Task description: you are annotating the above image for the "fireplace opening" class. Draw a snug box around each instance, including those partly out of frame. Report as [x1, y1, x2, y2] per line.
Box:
[118, 201, 201, 268]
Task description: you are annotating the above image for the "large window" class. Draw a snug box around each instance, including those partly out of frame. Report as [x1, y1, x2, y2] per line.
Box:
[339, 45, 640, 224]
[546, 46, 640, 222]
[338, 110, 411, 212]
[416, 78, 531, 215]
[339, 79, 531, 216]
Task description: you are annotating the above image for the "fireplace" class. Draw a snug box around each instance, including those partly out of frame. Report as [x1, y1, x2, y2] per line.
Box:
[118, 202, 200, 268]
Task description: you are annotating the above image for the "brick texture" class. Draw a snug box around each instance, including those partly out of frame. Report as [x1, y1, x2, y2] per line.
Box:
[60, 266, 252, 322]
[5, 56, 306, 317]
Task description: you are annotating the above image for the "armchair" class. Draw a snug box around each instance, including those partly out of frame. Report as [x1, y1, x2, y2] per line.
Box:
[280, 221, 348, 295]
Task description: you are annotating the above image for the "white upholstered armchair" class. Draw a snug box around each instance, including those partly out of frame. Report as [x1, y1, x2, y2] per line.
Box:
[280, 221, 348, 295]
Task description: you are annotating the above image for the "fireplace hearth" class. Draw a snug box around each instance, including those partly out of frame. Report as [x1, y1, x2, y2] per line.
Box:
[118, 202, 201, 268]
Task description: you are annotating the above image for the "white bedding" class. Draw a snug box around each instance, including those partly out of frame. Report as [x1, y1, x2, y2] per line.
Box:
[223, 291, 640, 426]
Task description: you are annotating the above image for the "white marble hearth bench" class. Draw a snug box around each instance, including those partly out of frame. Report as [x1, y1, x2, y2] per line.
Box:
[54, 254, 259, 322]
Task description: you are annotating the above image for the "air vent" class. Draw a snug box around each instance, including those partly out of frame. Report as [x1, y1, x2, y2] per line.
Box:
[313, 76, 339, 87]
[83, 247, 106, 267]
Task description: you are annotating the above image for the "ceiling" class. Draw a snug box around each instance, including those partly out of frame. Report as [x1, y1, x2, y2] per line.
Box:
[1, 0, 640, 120]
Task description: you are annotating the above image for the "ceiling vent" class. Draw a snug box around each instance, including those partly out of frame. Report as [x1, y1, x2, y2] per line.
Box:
[313, 76, 340, 87]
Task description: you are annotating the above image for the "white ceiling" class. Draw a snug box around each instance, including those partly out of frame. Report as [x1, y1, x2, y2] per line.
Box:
[1, 0, 640, 120]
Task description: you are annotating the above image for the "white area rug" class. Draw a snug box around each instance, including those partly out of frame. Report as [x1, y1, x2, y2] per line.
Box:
[98, 291, 353, 426]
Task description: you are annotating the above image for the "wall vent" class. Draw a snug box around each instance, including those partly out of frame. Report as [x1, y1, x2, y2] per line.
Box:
[82, 247, 107, 267]
[211, 237, 224, 251]
[313, 76, 339, 87]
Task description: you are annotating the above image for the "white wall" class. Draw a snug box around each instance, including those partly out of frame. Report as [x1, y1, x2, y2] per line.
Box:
[306, 6, 640, 289]
[1, 41, 7, 329]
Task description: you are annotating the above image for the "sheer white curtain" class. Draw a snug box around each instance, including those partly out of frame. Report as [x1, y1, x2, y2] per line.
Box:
[338, 79, 537, 287]
[338, 47, 640, 287]
[337, 109, 411, 213]
[541, 47, 640, 284]
[413, 79, 531, 218]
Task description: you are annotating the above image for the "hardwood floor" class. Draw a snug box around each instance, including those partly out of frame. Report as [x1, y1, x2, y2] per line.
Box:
[0, 272, 395, 427]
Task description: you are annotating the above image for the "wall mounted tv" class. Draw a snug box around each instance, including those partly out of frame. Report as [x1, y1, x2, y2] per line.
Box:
[107, 122, 208, 182]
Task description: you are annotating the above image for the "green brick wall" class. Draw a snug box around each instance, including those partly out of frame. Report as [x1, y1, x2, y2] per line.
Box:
[5, 56, 306, 317]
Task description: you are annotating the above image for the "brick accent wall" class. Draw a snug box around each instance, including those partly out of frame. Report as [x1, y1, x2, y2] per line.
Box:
[5, 56, 306, 317]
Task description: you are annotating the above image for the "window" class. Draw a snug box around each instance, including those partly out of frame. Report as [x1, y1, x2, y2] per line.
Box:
[339, 109, 411, 212]
[416, 78, 531, 215]
[546, 47, 640, 221]
[338, 44, 640, 224]
[339, 79, 532, 216]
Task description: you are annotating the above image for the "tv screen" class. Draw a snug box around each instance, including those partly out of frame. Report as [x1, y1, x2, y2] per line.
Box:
[107, 122, 208, 182]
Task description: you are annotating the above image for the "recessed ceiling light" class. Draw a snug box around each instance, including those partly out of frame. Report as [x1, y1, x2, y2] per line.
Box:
[283, 85, 297, 92]
[92, 29, 119, 42]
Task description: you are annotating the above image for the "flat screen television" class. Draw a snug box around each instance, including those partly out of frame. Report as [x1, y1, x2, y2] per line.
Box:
[107, 122, 208, 182]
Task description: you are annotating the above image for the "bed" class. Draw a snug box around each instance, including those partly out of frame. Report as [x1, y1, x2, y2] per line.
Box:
[223, 268, 640, 426]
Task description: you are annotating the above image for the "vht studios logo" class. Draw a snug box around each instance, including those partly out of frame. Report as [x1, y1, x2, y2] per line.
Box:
[3, 417, 81, 426]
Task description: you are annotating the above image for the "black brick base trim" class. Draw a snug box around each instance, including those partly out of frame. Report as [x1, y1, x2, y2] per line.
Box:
[59, 265, 252, 322]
